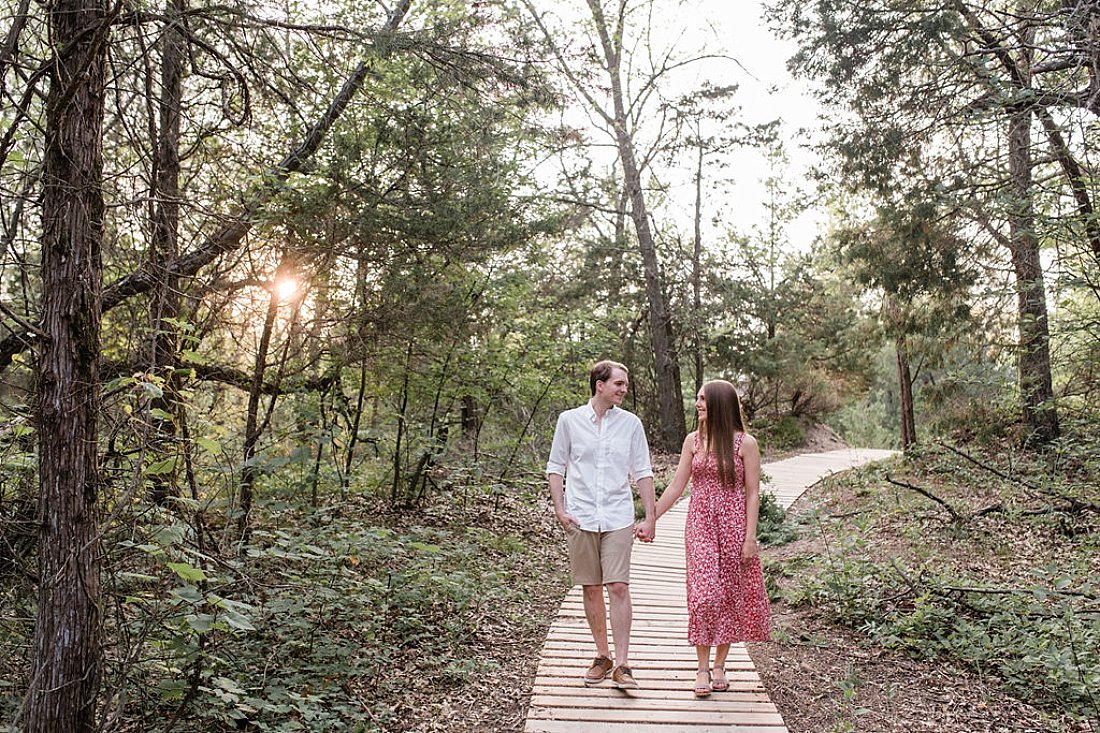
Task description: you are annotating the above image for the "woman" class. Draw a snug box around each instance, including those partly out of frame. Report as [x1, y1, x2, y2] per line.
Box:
[651, 379, 771, 697]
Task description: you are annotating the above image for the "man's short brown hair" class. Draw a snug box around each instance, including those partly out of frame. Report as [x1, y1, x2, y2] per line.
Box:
[590, 360, 628, 396]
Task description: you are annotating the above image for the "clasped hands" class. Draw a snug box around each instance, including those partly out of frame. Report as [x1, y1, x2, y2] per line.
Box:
[555, 511, 656, 544]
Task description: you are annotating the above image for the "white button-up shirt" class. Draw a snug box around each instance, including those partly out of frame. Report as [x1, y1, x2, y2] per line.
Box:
[546, 402, 654, 532]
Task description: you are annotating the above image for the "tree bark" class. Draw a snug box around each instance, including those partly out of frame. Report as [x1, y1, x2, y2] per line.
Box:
[1006, 49, 1059, 444]
[391, 343, 414, 508]
[948, 1, 1060, 444]
[238, 288, 279, 539]
[896, 338, 916, 449]
[342, 359, 370, 497]
[24, 0, 107, 728]
[148, 0, 187, 505]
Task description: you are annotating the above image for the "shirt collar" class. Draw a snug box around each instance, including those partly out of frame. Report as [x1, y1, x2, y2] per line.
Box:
[585, 399, 617, 423]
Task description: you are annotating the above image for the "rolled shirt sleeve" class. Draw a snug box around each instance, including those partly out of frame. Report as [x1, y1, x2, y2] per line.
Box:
[629, 419, 654, 482]
[546, 413, 569, 477]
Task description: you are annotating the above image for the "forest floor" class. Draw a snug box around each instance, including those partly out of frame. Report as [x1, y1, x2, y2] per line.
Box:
[749, 582, 1069, 733]
[386, 487, 569, 733]
[445, 425, 1097, 733]
[750, 510, 1077, 733]
[749, 432, 1097, 733]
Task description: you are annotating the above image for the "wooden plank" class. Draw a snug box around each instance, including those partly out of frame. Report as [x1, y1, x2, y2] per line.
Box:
[526, 723, 787, 733]
[534, 670, 764, 685]
[540, 643, 752, 658]
[529, 694, 779, 710]
[526, 707, 785, 724]
[529, 687, 773, 702]
[534, 680, 769, 695]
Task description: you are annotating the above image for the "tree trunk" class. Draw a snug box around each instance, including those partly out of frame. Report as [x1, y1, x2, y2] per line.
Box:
[692, 141, 704, 393]
[460, 394, 480, 439]
[342, 253, 372, 496]
[620, 132, 684, 451]
[610, 185, 628, 333]
[342, 359, 370, 497]
[148, 0, 187, 504]
[896, 339, 916, 449]
[239, 289, 279, 538]
[1007, 102, 1059, 445]
[588, 0, 685, 451]
[24, 0, 107, 728]
[391, 343, 413, 508]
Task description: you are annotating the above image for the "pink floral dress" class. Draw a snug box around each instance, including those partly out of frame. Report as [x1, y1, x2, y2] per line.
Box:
[685, 432, 771, 645]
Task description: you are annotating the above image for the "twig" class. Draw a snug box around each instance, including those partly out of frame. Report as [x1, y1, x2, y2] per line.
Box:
[828, 509, 867, 519]
[885, 473, 962, 521]
[971, 502, 1005, 517]
[1068, 632, 1100, 727]
[941, 443, 1041, 491]
[942, 584, 1100, 601]
[888, 558, 924, 604]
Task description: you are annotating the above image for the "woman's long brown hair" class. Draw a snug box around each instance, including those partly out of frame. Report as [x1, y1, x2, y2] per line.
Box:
[698, 379, 747, 487]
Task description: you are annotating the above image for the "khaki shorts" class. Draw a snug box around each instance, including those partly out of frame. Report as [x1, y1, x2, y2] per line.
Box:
[565, 525, 634, 586]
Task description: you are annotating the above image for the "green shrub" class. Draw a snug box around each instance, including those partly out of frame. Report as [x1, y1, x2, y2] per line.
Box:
[792, 555, 1100, 720]
[758, 491, 796, 547]
[758, 415, 806, 451]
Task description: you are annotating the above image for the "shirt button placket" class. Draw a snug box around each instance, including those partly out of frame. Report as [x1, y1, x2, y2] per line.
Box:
[595, 418, 606, 531]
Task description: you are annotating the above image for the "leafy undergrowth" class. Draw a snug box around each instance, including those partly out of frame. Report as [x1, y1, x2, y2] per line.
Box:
[0, 478, 567, 733]
[756, 423, 1100, 732]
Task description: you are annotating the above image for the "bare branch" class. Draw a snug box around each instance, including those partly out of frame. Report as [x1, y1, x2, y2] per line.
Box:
[0, 0, 414, 374]
[885, 472, 963, 521]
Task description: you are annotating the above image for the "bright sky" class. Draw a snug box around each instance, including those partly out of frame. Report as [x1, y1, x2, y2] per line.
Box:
[671, 0, 825, 250]
[531, 0, 826, 252]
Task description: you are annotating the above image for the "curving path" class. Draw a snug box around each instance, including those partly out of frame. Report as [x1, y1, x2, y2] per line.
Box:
[524, 448, 897, 733]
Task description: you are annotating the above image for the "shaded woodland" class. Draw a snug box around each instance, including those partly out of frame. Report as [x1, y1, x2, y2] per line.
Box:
[0, 0, 1097, 730]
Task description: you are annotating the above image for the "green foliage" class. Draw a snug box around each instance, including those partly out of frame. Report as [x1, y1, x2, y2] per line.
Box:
[794, 556, 1100, 718]
[756, 415, 806, 452]
[757, 491, 797, 547]
[917, 346, 1018, 442]
[771, 0, 1098, 446]
[707, 238, 865, 423]
[779, 437, 1100, 722]
[1, 476, 563, 733]
[827, 336, 1019, 449]
[829, 390, 898, 451]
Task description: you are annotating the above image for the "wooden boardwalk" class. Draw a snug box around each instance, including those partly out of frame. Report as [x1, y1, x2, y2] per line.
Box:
[525, 448, 897, 733]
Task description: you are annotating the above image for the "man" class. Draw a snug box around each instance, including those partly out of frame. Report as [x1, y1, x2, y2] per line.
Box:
[546, 360, 657, 689]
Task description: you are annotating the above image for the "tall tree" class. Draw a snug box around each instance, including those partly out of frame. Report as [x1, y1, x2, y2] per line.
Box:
[769, 0, 1087, 443]
[1007, 73, 1059, 443]
[835, 200, 976, 449]
[146, 0, 188, 504]
[522, 0, 686, 450]
[662, 84, 744, 393]
[23, 0, 109, 728]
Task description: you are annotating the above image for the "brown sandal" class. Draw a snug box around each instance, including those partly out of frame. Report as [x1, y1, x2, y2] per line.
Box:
[693, 669, 712, 697]
[711, 666, 729, 692]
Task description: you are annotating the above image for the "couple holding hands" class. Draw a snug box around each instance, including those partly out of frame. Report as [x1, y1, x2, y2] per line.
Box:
[547, 360, 770, 697]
